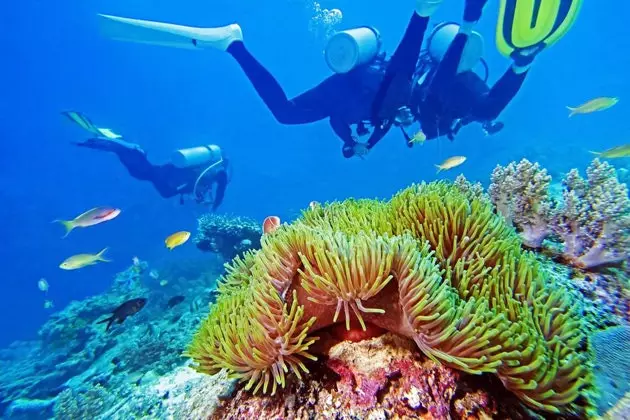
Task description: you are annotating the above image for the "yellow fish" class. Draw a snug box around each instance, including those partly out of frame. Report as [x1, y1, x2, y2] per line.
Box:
[590, 144, 630, 158]
[165, 231, 190, 250]
[60, 248, 110, 270]
[410, 130, 426, 145]
[567, 97, 619, 117]
[435, 156, 467, 173]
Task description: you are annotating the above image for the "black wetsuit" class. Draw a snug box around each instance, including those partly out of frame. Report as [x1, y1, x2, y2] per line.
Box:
[112, 148, 229, 211]
[227, 13, 527, 157]
[409, 24, 527, 141]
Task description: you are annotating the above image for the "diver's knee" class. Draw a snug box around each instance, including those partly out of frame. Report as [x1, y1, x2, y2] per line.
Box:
[272, 108, 299, 125]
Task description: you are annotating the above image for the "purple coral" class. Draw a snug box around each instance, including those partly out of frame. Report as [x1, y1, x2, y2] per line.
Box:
[490, 158, 630, 269]
[489, 159, 552, 248]
[552, 159, 630, 269]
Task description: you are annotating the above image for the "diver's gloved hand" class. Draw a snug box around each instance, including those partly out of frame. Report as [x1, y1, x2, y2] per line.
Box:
[416, 0, 443, 17]
[342, 143, 355, 158]
[464, 0, 488, 22]
[342, 142, 369, 159]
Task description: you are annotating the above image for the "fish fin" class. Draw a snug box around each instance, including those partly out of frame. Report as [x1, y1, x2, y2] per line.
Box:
[96, 247, 111, 262]
[53, 220, 75, 238]
[588, 151, 601, 156]
[435, 165, 443, 174]
[566, 106, 577, 117]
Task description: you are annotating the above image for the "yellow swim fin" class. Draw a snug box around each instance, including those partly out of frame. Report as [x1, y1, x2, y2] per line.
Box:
[496, 0, 584, 58]
[62, 111, 101, 135]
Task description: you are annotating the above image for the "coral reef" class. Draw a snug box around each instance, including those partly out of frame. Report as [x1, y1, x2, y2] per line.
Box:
[570, 268, 630, 326]
[590, 325, 630, 415]
[212, 333, 531, 419]
[490, 158, 630, 269]
[488, 159, 552, 248]
[112, 259, 148, 293]
[602, 391, 630, 420]
[194, 213, 262, 261]
[5, 398, 54, 419]
[188, 181, 596, 416]
[0, 172, 628, 418]
[0, 259, 220, 419]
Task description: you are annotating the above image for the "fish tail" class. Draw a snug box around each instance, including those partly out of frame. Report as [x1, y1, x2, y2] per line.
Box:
[97, 247, 111, 262]
[588, 150, 601, 156]
[566, 106, 577, 117]
[54, 220, 75, 238]
[96, 315, 115, 331]
[435, 165, 443, 174]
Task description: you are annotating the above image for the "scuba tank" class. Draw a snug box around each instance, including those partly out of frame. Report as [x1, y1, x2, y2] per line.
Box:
[171, 145, 225, 205]
[171, 144, 223, 168]
[324, 26, 382, 74]
[426, 22, 486, 76]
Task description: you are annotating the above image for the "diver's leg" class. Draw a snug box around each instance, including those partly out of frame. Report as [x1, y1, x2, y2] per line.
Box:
[119, 157, 188, 199]
[428, 0, 488, 90]
[77, 139, 184, 197]
[211, 170, 228, 211]
[371, 1, 440, 122]
[74, 137, 145, 154]
[474, 65, 528, 121]
[113, 148, 157, 181]
[227, 41, 332, 124]
[75, 137, 152, 179]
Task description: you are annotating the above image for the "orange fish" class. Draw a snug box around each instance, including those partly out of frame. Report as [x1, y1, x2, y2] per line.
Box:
[263, 216, 280, 234]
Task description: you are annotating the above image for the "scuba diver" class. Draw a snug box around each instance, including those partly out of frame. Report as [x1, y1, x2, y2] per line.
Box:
[62, 111, 231, 210]
[96, 0, 583, 159]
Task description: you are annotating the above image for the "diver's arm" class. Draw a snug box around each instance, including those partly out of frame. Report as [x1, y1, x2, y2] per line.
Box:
[329, 117, 358, 158]
[366, 120, 394, 150]
[371, 13, 430, 125]
[475, 66, 527, 121]
[212, 170, 228, 211]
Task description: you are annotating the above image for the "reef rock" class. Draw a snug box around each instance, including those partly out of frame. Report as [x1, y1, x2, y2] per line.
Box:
[212, 333, 530, 420]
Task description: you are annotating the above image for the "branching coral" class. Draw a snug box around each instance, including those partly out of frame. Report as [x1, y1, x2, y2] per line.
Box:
[490, 158, 630, 269]
[552, 159, 630, 268]
[489, 159, 552, 248]
[194, 214, 261, 261]
[187, 182, 595, 416]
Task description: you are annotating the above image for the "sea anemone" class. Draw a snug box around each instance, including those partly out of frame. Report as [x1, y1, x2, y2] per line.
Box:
[187, 181, 595, 416]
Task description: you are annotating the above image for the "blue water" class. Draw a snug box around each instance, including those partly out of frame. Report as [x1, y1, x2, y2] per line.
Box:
[0, 0, 626, 348]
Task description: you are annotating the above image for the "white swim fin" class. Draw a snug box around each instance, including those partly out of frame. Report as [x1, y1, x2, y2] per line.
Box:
[97, 14, 243, 51]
